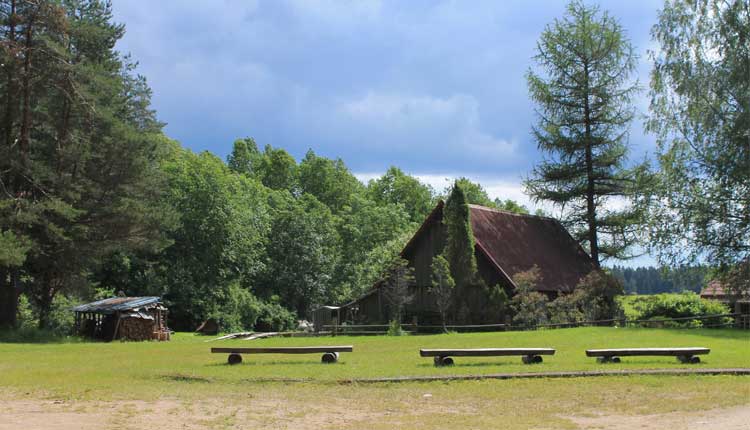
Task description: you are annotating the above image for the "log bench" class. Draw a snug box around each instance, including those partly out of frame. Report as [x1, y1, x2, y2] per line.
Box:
[420, 348, 556, 366]
[211, 346, 353, 365]
[586, 347, 710, 364]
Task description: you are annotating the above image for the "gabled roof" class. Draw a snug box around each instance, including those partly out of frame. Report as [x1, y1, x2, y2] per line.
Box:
[72, 297, 162, 314]
[402, 201, 594, 293]
[467, 205, 594, 293]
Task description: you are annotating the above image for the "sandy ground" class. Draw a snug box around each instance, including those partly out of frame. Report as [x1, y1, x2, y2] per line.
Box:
[1, 399, 748, 430]
[565, 405, 750, 430]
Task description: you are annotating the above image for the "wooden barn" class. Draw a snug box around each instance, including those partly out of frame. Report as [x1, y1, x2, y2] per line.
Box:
[73, 296, 170, 341]
[344, 201, 595, 325]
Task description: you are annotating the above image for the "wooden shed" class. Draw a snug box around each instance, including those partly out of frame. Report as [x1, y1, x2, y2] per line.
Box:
[73, 296, 170, 341]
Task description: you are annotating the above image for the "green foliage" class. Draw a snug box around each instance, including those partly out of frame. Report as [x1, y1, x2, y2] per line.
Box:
[571, 270, 624, 321]
[628, 293, 731, 328]
[509, 266, 549, 328]
[381, 258, 415, 323]
[481, 283, 509, 324]
[259, 192, 339, 316]
[227, 137, 262, 177]
[524, 0, 646, 266]
[494, 199, 530, 215]
[430, 255, 455, 331]
[335, 196, 415, 300]
[610, 265, 711, 294]
[258, 145, 298, 191]
[0, 0, 173, 328]
[447, 178, 495, 208]
[547, 294, 585, 325]
[645, 0, 749, 273]
[444, 182, 477, 291]
[386, 319, 406, 336]
[367, 166, 434, 223]
[0, 230, 30, 267]
[298, 149, 364, 214]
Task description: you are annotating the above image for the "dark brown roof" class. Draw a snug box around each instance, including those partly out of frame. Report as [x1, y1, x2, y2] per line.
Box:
[467, 205, 594, 292]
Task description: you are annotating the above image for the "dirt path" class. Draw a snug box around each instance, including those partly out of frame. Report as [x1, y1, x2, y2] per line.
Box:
[1, 399, 748, 430]
[567, 405, 750, 430]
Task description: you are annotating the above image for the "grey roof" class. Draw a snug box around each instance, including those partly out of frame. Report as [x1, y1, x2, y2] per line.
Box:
[72, 297, 161, 314]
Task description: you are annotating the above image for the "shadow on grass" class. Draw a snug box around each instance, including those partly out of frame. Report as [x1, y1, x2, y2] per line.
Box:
[205, 359, 340, 367]
[0, 328, 87, 344]
[416, 361, 525, 368]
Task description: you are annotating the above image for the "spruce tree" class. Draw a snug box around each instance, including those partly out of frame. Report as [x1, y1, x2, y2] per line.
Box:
[443, 182, 477, 290]
[524, 1, 646, 268]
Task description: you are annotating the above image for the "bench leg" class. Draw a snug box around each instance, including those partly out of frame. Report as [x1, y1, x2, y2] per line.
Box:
[434, 356, 453, 367]
[321, 352, 339, 364]
[597, 356, 620, 363]
[678, 355, 700, 364]
[227, 353, 243, 365]
[522, 355, 543, 364]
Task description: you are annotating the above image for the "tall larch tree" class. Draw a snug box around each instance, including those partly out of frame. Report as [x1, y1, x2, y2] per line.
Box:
[524, 0, 646, 269]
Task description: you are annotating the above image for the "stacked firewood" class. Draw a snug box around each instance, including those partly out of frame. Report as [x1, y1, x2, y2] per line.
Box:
[118, 318, 156, 341]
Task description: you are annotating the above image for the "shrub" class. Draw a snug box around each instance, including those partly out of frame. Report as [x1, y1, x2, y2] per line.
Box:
[510, 266, 549, 329]
[255, 298, 297, 332]
[573, 270, 624, 322]
[547, 293, 584, 325]
[386, 319, 405, 336]
[632, 292, 731, 327]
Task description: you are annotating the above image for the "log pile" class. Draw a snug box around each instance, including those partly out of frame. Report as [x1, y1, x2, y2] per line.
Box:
[118, 317, 156, 341]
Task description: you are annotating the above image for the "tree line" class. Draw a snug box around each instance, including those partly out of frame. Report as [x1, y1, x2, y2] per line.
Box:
[1, 0, 747, 333]
[609, 265, 712, 295]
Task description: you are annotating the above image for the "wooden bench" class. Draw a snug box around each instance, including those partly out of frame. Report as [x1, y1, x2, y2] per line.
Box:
[211, 346, 353, 365]
[586, 347, 710, 364]
[420, 348, 556, 366]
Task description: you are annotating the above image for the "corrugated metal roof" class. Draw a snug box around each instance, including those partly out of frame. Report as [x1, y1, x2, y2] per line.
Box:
[72, 297, 161, 314]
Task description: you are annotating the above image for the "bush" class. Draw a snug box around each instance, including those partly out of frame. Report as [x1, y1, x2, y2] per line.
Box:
[211, 285, 297, 333]
[633, 292, 731, 327]
[573, 270, 624, 322]
[255, 298, 297, 332]
[547, 293, 584, 325]
[510, 266, 549, 329]
[386, 319, 405, 336]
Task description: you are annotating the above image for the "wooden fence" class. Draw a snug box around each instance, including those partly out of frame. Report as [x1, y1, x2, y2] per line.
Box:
[320, 312, 750, 335]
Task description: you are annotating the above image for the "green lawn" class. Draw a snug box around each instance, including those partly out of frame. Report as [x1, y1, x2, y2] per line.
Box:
[1, 327, 748, 400]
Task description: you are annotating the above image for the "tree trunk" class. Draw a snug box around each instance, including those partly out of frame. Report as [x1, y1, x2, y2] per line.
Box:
[3, 0, 17, 149]
[0, 270, 20, 328]
[18, 12, 34, 166]
[582, 62, 600, 269]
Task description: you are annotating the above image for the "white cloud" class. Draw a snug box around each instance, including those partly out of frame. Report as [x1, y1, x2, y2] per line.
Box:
[338, 92, 517, 166]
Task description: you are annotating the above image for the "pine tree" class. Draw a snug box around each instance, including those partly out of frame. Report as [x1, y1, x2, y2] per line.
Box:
[0, 0, 170, 328]
[524, 0, 646, 268]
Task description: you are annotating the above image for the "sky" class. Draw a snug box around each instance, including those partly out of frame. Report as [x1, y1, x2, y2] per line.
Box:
[111, 0, 664, 266]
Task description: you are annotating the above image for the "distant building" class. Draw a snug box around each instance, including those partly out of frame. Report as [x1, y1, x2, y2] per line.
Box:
[73, 297, 170, 341]
[344, 202, 595, 325]
[700, 279, 750, 329]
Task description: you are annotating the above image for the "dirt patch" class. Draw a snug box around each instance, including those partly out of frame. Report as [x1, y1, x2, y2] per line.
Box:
[0, 396, 471, 430]
[2, 397, 747, 430]
[566, 405, 750, 430]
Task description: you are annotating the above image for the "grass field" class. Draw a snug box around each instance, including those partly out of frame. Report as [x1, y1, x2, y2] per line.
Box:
[1, 327, 749, 429]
